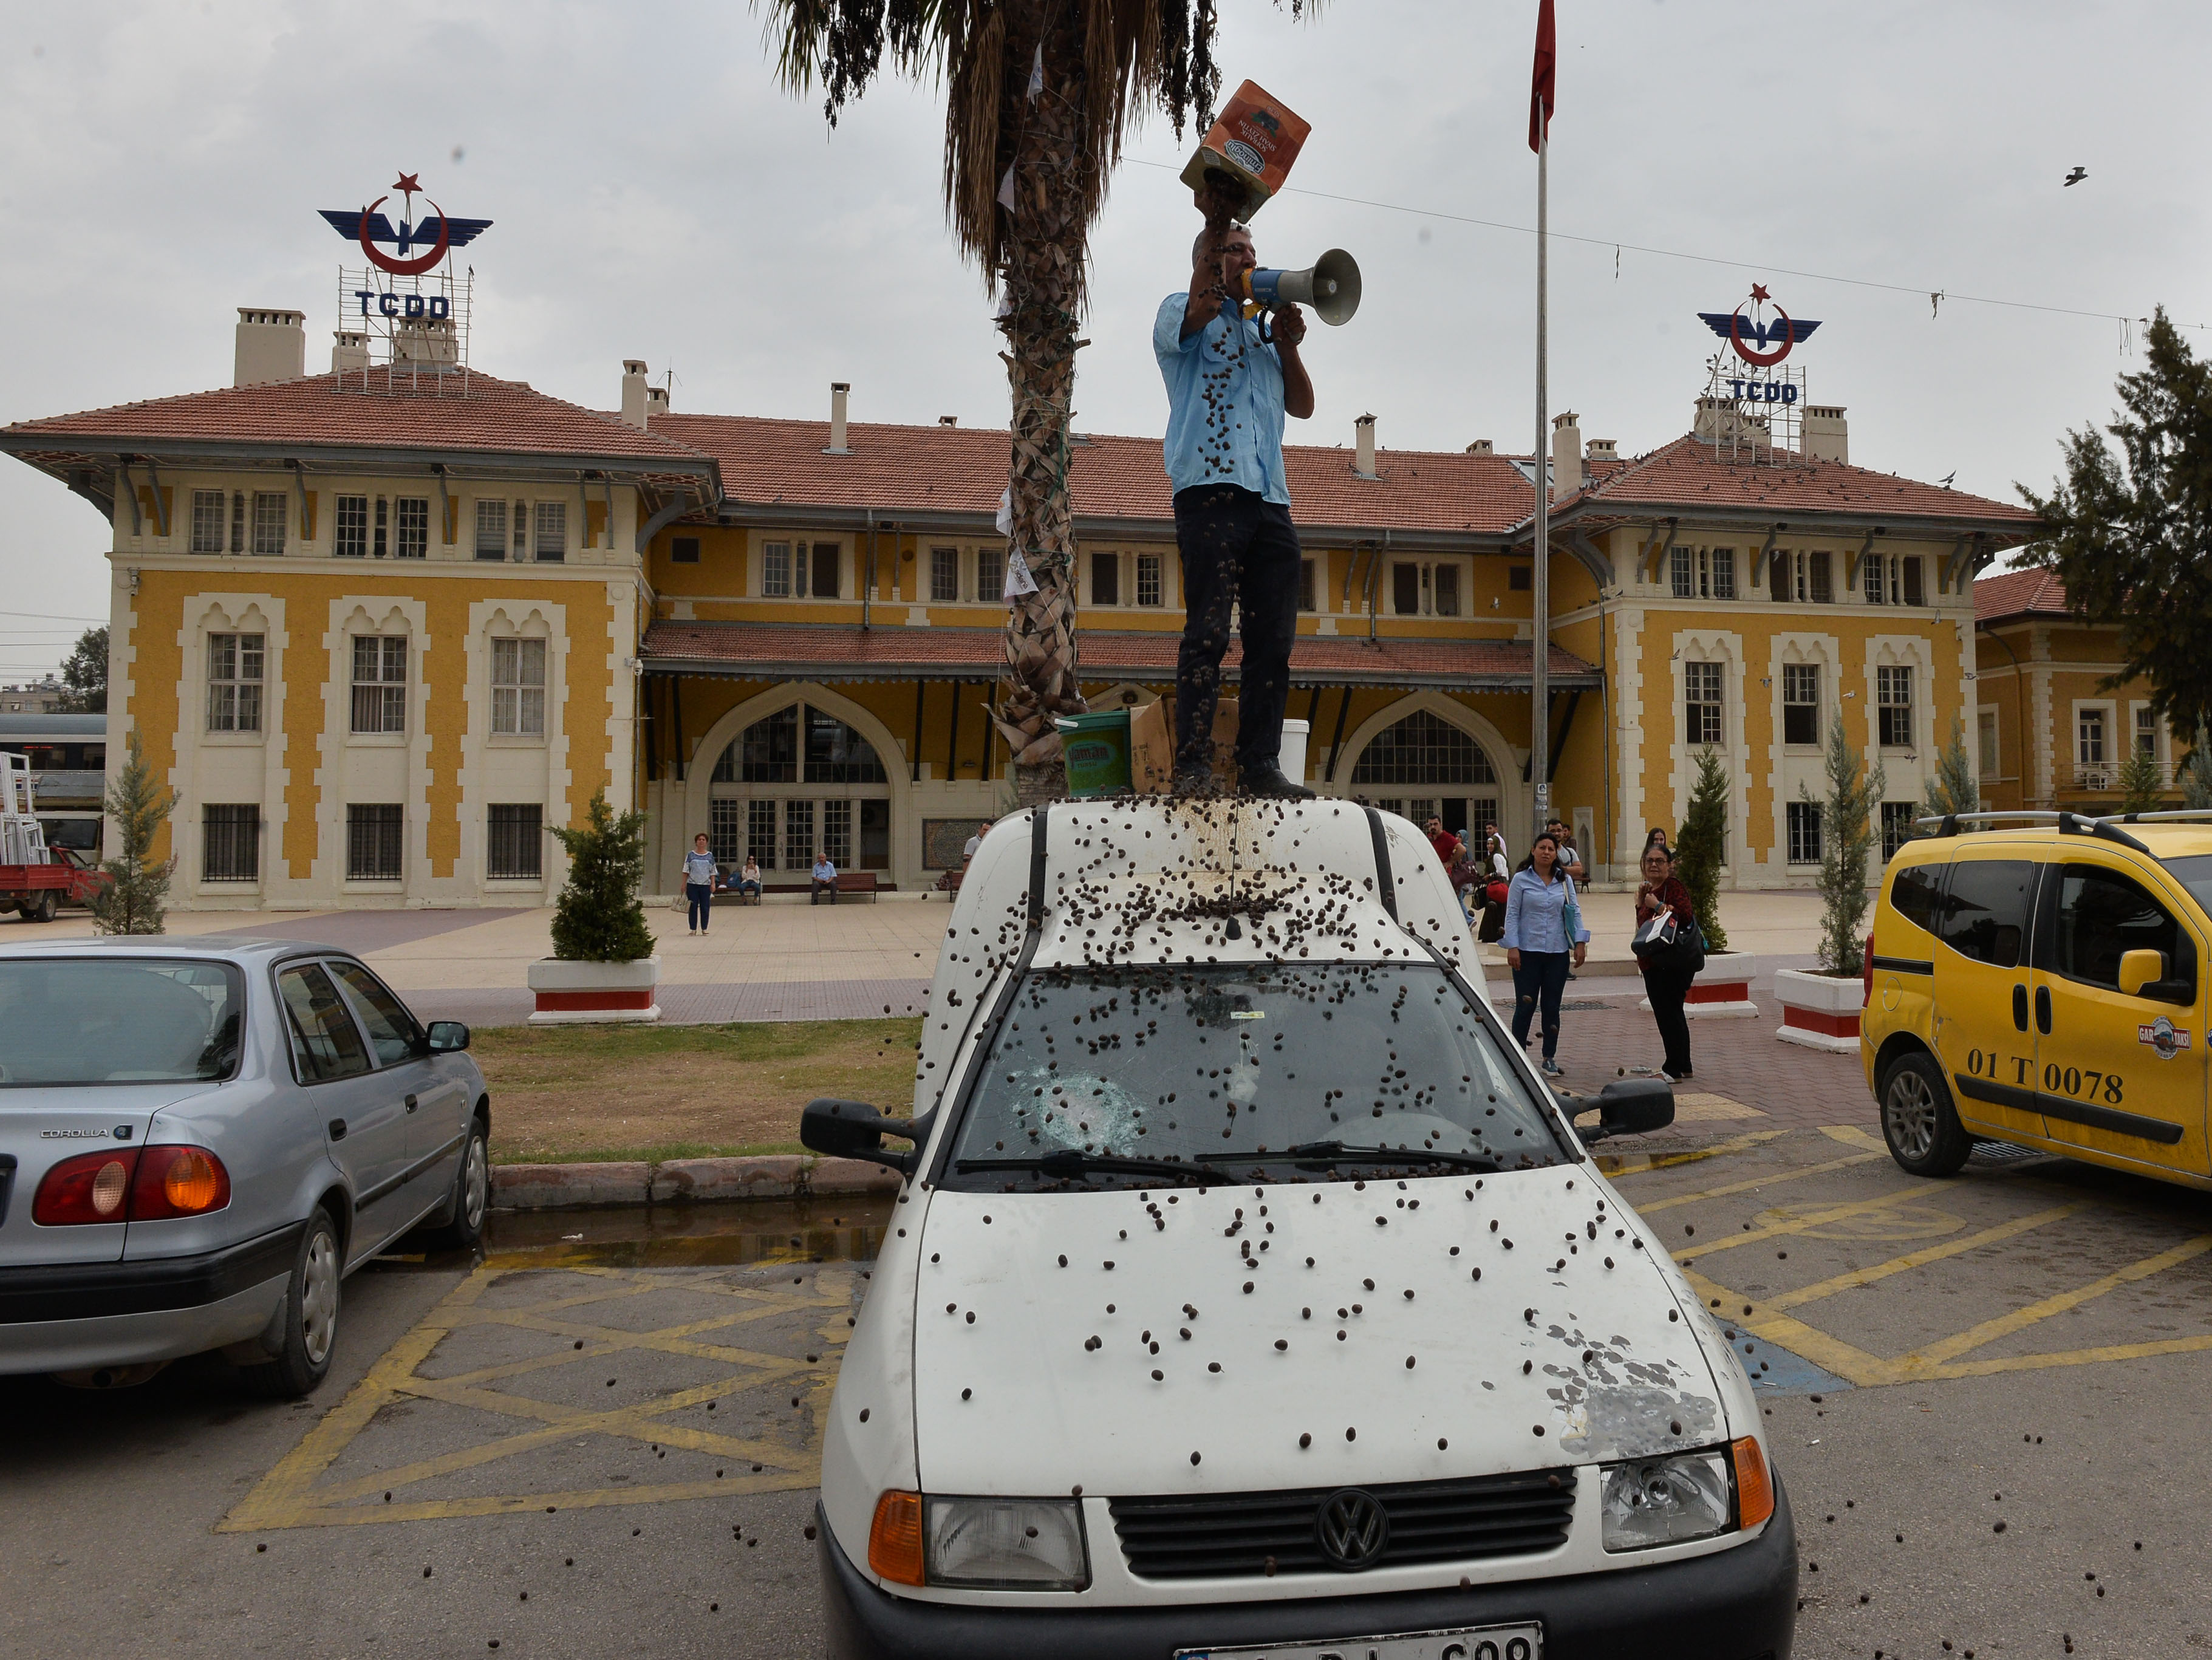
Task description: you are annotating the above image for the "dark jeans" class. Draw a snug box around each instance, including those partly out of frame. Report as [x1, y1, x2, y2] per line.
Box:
[1170, 484, 1302, 773]
[1511, 950, 1572, 1061]
[1644, 965, 1695, 1078]
[812, 878, 836, 904]
[735, 879, 761, 897]
[686, 883, 712, 931]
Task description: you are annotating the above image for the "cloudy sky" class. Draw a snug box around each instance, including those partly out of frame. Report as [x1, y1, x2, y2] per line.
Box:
[2, 0, 2204, 682]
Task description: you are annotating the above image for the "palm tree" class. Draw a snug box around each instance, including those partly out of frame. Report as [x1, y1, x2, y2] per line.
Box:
[762, 0, 1317, 798]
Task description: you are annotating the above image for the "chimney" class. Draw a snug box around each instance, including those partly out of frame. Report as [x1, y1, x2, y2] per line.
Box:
[1466, 439, 1494, 455]
[938, 415, 958, 427]
[1585, 437, 1617, 462]
[827, 382, 852, 454]
[1550, 411, 1582, 496]
[646, 384, 669, 418]
[331, 330, 369, 375]
[620, 360, 650, 429]
[234, 308, 306, 387]
[1803, 404, 1849, 464]
[1353, 414, 1377, 479]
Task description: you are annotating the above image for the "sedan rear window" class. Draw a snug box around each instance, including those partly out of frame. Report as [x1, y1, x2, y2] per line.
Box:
[944, 963, 1571, 1190]
[0, 960, 244, 1086]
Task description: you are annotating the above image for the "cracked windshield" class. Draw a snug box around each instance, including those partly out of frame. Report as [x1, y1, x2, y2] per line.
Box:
[946, 963, 1571, 1190]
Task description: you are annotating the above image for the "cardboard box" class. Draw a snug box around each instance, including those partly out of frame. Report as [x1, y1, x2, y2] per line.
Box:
[1130, 697, 1238, 793]
[1181, 81, 1312, 222]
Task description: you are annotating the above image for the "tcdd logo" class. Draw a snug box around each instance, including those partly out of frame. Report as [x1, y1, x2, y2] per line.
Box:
[1697, 284, 1822, 367]
[318, 172, 493, 277]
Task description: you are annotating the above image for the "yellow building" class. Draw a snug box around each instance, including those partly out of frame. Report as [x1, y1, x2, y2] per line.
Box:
[1, 306, 2041, 905]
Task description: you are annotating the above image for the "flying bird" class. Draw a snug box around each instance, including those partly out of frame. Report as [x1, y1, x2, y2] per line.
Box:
[2064, 166, 2087, 187]
[1939, 471, 1957, 489]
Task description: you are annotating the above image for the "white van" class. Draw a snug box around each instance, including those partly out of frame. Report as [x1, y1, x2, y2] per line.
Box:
[802, 801, 1795, 1660]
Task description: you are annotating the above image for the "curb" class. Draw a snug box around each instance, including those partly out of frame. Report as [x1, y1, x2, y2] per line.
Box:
[491, 1154, 902, 1211]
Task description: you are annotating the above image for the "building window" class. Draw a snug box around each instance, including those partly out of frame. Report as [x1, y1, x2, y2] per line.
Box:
[1350, 710, 1498, 787]
[191, 490, 226, 554]
[1139, 553, 1165, 608]
[1509, 565, 1531, 592]
[1391, 563, 1420, 616]
[2135, 707, 2159, 758]
[762, 541, 792, 597]
[1710, 548, 1736, 600]
[1685, 661, 1725, 747]
[533, 501, 567, 562]
[474, 500, 507, 561]
[202, 804, 259, 882]
[1881, 801, 1918, 860]
[977, 546, 1005, 604]
[335, 494, 369, 559]
[350, 635, 408, 734]
[486, 804, 543, 880]
[746, 799, 776, 867]
[1863, 555, 1885, 605]
[1877, 665, 1914, 748]
[207, 632, 264, 733]
[346, 804, 403, 880]
[1807, 550, 1833, 604]
[823, 799, 853, 868]
[1978, 709, 2000, 777]
[810, 542, 840, 598]
[491, 638, 547, 737]
[783, 799, 815, 870]
[1786, 802, 1823, 866]
[1670, 544, 1693, 598]
[805, 708, 887, 782]
[931, 547, 960, 604]
[1295, 558, 1313, 613]
[229, 491, 245, 553]
[672, 536, 700, 564]
[2078, 708, 2108, 768]
[1433, 564, 1461, 617]
[1782, 663, 1820, 746]
[1091, 552, 1121, 607]
[250, 491, 287, 556]
[1901, 557, 1925, 606]
[373, 496, 389, 557]
[395, 497, 429, 559]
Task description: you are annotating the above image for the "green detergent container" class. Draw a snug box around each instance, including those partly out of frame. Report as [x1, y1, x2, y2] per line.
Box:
[1054, 709, 1133, 797]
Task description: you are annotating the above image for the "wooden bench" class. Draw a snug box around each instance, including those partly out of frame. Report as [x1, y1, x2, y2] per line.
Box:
[831, 871, 879, 903]
[935, 868, 966, 899]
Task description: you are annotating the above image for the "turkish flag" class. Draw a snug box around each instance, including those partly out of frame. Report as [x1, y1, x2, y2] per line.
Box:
[1529, 0, 1556, 153]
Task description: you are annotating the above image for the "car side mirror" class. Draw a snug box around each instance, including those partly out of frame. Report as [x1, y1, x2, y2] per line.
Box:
[800, 1098, 934, 1177]
[426, 1020, 471, 1053]
[2119, 949, 2166, 999]
[1571, 1078, 1676, 1144]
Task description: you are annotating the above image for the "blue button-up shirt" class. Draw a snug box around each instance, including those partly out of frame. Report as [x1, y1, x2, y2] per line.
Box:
[1154, 293, 1291, 505]
[1502, 867, 1589, 954]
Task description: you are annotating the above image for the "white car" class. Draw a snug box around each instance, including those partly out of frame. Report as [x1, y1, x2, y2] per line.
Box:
[801, 801, 1796, 1660]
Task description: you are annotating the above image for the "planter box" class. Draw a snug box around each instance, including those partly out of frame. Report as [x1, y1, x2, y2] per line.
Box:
[1638, 951, 1758, 1019]
[1775, 966, 1864, 1053]
[527, 954, 661, 1026]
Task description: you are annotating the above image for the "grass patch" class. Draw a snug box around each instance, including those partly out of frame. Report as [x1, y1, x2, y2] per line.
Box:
[473, 1017, 923, 1165]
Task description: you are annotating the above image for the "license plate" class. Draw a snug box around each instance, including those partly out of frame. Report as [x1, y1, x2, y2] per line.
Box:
[1178, 1623, 1542, 1660]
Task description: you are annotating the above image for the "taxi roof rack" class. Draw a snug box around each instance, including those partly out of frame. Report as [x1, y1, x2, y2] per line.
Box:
[1914, 810, 2150, 855]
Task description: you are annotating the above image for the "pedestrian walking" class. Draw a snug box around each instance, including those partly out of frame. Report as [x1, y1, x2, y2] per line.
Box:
[1633, 840, 1701, 1082]
[1502, 830, 1588, 1078]
[681, 833, 719, 935]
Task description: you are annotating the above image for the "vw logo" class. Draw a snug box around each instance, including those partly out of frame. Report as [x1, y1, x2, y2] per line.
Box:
[1314, 1488, 1390, 1571]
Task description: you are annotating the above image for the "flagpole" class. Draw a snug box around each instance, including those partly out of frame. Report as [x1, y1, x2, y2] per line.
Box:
[1530, 126, 1549, 845]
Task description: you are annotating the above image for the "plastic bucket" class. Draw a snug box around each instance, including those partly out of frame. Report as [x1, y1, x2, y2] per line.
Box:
[1280, 719, 1310, 784]
[1056, 710, 1133, 797]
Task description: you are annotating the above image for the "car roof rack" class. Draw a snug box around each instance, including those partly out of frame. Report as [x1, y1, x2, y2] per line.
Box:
[1913, 809, 2150, 856]
[2097, 808, 2212, 825]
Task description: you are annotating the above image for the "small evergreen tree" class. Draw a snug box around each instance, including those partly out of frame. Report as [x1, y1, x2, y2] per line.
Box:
[2118, 744, 2165, 815]
[1807, 722, 1886, 975]
[90, 731, 174, 935]
[1921, 716, 1978, 827]
[547, 788, 655, 962]
[1672, 747, 1730, 952]
[2182, 722, 2212, 810]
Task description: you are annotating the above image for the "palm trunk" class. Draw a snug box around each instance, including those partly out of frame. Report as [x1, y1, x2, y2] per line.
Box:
[990, 2, 1088, 805]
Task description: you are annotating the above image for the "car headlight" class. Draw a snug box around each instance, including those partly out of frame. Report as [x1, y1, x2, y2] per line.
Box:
[1600, 1449, 1734, 1552]
[925, 1496, 1090, 1590]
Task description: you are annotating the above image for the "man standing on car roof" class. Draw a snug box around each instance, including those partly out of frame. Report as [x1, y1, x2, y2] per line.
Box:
[1153, 175, 1317, 801]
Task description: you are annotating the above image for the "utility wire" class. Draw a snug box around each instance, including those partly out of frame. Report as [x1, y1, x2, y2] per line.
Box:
[1129, 157, 2203, 333]
[0, 610, 106, 623]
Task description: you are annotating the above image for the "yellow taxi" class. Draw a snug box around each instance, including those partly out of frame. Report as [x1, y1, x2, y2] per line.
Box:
[1862, 811, 2212, 1188]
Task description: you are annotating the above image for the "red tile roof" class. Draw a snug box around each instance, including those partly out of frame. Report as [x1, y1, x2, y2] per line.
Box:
[1558, 434, 2040, 530]
[1974, 565, 2074, 623]
[2, 371, 715, 468]
[651, 414, 1540, 537]
[641, 620, 1599, 690]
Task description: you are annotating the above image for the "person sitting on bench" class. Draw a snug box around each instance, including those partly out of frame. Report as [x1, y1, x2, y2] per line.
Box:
[811, 853, 838, 904]
[735, 856, 762, 900]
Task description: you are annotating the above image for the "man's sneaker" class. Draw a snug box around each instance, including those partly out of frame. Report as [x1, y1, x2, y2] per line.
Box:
[1240, 762, 1316, 801]
[1541, 1059, 1565, 1078]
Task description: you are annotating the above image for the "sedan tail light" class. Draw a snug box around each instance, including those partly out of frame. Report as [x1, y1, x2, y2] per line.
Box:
[33, 1146, 230, 1225]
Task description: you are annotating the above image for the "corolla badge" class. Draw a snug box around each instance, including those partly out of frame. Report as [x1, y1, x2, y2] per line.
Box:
[1314, 1487, 1390, 1571]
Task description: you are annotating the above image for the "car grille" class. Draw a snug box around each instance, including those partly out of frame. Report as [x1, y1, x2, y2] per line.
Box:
[1108, 1467, 1578, 1580]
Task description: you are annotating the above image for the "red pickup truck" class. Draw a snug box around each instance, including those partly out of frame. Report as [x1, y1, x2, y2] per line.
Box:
[1, 846, 104, 923]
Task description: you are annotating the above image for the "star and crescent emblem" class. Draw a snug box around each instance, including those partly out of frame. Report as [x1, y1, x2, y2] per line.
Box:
[1697, 285, 1821, 366]
[318, 172, 493, 276]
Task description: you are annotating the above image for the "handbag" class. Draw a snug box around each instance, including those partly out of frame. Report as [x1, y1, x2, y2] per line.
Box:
[1485, 879, 1510, 906]
[1634, 909, 1707, 975]
[1560, 876, 1584, 948]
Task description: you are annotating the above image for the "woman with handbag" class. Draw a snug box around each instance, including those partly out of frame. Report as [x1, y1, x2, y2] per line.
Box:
[1633, 840, 1701, 1082]
[1503, 831, 1589, 1078]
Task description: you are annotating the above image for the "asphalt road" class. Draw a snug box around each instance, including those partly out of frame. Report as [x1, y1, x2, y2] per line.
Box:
[6, 1130, 2211, 1659]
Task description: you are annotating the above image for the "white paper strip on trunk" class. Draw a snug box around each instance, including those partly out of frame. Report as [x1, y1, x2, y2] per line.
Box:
[995, 486, 1014, 535]
[1003, 550, 1038, 598]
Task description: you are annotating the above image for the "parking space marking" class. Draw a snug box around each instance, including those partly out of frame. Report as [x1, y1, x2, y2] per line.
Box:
[1628, 1146, 1888, 1214]
[222, 1263, 852, 1532]
[1681, 1266, 1902, 1388]
[1761, 1200, 2095, 1312]
[1593, 1128, 1787, 1178]
[1899, 1232, 2212, 1370]
[1675, 1184, 1936, 1262]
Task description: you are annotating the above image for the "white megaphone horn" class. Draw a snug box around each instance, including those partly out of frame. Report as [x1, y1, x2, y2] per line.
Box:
[1240, 249, 1362, 326]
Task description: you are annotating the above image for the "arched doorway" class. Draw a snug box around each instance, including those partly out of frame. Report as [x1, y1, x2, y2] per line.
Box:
[708, 703, 892, 874]
[1350, 708, 1501, 844]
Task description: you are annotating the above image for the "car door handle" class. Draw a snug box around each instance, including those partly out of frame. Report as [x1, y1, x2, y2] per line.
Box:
[405, 1094, 418, 1113]
[327, 1118, 347, 1141]
[2012, 985, 2029, 1031]
[2035, 986, 2053, 1036]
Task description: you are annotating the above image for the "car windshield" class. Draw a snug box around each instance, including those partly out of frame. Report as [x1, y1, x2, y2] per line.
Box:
[0, 959, 245, 1086]
[943, 963, 1572, 1190]
[2160, 855, 2212, 921]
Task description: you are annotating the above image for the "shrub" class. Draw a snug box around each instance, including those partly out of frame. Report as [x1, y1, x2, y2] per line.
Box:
[1673, 747, 1730, 952]
[89, 731, 174, 935]
[1808, 722, 1885, 976]
[548, 789, 655, 963]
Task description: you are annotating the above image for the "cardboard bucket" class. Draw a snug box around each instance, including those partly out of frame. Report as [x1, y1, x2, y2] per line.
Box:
[1181, 81, 1312, 221]
[1055, 710, 1133, 798]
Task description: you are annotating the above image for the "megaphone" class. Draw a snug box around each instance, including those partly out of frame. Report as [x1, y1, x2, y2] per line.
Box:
[1241, 249, 1362, 326]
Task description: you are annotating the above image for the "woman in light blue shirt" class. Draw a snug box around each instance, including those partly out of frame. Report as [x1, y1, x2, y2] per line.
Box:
[1502, 830, 1589, 1077]
[681, 834, 719, 935]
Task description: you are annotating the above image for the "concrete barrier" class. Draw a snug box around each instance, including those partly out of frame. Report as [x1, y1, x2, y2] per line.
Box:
[494, 1154, 901, 1211]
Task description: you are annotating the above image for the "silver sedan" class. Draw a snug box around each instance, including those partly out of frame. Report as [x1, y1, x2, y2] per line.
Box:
[0, 937, 490, 1395]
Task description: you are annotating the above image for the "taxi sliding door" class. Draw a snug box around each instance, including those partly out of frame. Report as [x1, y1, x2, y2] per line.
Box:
[2030, 856, 2209, 1177]
[1931, 854, 2048, 1143]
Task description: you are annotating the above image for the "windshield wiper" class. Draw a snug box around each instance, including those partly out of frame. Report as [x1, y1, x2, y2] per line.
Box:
[1196, 1140, 1504, 1173]
[955, 1150, 1233, 1187]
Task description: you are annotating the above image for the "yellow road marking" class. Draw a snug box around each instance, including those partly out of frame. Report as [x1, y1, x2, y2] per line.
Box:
[1762, 1201, 2095, 1311]
[1676, 1184, 1934, 1262]
[1898, 1234, 2212, 1369]
[1634, 1149, 1888, 1214]
[1914, 1331, 2212, 1381]
[1682, 1266, 1903, 1387]
[1598, 1129, 1787, 1178]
